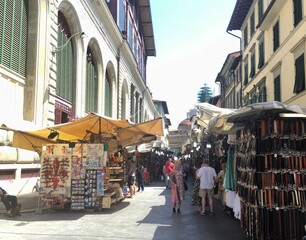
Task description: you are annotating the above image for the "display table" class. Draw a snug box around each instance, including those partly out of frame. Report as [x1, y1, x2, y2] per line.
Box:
[101, 187, 124, 208]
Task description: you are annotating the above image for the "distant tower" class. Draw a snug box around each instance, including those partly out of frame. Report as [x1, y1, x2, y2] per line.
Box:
[197, 84, 213, 103]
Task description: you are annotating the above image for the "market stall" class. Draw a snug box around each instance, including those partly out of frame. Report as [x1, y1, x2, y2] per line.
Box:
[3, 114, 164, 211]
[196, 101, 306, 240]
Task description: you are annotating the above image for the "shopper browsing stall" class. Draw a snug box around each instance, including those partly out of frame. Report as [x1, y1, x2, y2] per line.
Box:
[127, 157, 137, 198]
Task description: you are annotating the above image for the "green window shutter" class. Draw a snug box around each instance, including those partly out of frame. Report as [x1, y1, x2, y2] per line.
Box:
[243, 26, 248, 48]
[56, 12, 74, 101]
[293, 0, 302, 27]
[258, 0, 263, 22]
[259, 87, 266, 102]
[56, 32, 73, 101]
[0, 0, 28, 77]
[293, 54, 305, 94]
[258, 41, 265, 69]
[274, 75, 281, 101]
[250, 53, 255, 78]
[244, 62, 248, 86]
[86, 54, 97, 113]
[273, 21, 279, 52]
[104, 78, 111, 117]
[250, 13, 255, 37]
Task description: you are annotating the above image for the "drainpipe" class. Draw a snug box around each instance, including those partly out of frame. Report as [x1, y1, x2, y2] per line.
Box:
[226, 30, 243, 108]
[116, 40, 125, 119]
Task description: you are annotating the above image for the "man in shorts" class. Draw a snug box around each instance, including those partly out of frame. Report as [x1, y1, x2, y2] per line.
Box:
[127, 157, 137, 198]
[197, 160, 217, 215]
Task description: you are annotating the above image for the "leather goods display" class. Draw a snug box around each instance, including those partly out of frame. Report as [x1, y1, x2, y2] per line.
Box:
[237, 119, 306, 240]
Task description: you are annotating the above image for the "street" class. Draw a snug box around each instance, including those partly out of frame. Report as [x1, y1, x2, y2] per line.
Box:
[0, 180, 245, 240]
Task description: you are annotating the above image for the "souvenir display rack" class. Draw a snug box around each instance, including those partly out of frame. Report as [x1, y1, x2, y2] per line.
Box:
[39, 143, 105, 211]
[237, 118, 306, 240]
[101, 152, 125, 208]
[107, 152, 125, 184]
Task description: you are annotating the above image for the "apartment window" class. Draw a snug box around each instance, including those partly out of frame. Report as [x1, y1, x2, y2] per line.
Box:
[128, 19, 133, 46]
[244, 59, 249, 86]
[243, 25, 248, 48]
[85, 48, 98, 113]
[258, 38, 265, 69]
[273, 21, 280, 52]
[274, 75, 281, 101]
[258, 82, 266, 102]
[118, 0, 126, 33]
[293, 53, 305, 94]
[250, 12, 255, 37]
[293, 0, 302, 27]
[250, 50, 256, 78]
[250, 90, 257, 104]
[0, 0, 28, 77]
[258, 0, 263, 22]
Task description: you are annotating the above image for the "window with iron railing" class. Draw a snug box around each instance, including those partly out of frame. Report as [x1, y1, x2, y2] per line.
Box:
[258, 86, 266, 102]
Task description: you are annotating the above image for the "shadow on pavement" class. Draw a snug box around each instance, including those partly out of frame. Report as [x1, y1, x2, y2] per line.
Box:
[137, 179, 246, 240]
[0, 193, 131, 221]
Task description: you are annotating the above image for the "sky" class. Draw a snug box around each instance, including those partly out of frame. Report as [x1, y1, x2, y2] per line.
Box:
[146, 0, 240, 128]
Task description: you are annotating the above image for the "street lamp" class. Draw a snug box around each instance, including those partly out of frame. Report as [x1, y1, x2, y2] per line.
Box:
[52, 32, 87, 54]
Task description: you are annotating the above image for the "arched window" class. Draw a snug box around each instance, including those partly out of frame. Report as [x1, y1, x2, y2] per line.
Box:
[85, 48, 97, 113]
[56, 11, 74, 101]
[104, 71, 112, 117]
[121, 89, 126, 120]
[0, 0, 28, 76]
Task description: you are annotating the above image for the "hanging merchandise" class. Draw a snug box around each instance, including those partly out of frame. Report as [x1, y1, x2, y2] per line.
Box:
[39, 144, 71, 209]
[39, 143, 106, 211]
[237, 119, 306, 240]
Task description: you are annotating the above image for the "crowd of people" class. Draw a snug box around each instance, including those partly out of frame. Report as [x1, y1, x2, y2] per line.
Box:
[160, 156, 226, 216]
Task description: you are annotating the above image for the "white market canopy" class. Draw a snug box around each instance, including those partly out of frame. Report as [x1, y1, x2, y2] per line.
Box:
[195, 101, 306, 135]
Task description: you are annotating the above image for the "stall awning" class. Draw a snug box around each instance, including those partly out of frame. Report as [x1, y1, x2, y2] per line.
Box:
[207, 101, 306, 135]
[2, 113, 164, 154]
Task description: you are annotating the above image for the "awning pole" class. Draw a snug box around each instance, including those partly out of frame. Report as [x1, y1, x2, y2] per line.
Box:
[19, 131, 42, 157]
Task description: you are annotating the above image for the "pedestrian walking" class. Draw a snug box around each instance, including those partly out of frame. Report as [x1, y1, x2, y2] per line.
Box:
[197, 159, 217, 216]
[191, 165, 202, 209]
[163, 157, 174, 189]
[136, 163, 145, 192]
[127, 157, 137, 198]
[170, 158, 185, 214]
[217, 162, 226, 210]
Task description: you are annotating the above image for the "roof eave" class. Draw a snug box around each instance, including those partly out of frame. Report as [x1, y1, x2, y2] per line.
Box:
[139, 0, 156, 57]
[227, 0, 253, 31]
